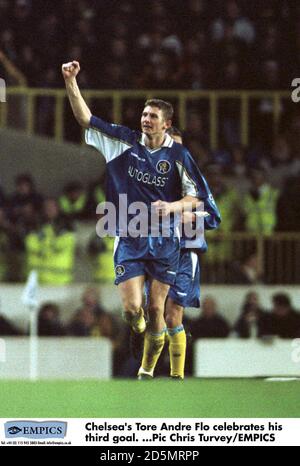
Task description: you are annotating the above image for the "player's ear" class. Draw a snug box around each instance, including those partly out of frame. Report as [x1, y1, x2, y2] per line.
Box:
[164, 120, 172, 130]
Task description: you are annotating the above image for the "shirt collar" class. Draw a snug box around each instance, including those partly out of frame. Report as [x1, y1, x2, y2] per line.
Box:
[140, 133, 174, 150]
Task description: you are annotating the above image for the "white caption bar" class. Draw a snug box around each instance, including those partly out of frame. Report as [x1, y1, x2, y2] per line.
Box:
[1, 418, 300, 446]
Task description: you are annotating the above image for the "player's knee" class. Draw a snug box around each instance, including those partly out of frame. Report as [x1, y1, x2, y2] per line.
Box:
[165, 311, 181, 328]
[165, 313, 180, 328]
[148, 303, 164, 319]
[122, 301, 142, 323]
[165, 303, 183, 328]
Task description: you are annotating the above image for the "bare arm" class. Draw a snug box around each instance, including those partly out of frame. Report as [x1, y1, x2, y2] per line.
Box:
[62, 61, 91, 128]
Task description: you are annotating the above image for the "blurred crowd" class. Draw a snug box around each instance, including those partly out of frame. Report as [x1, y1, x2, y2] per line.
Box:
[0, 172, 111, 284]
[1, 0, 300, 284]
[0, 286, 299, 377]
[1, 0, 300, 194]
[0, 152, 300, 285]
[0, 0, 299, 90]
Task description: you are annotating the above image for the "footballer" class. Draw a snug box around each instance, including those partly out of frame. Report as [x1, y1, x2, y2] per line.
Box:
[62, 60, 213, 379]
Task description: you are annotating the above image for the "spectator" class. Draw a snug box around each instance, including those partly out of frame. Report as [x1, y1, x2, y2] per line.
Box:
[183, 62, 206, 90]
[0, 314, 23, 335]
[88, 235, 115, 284]
[266, 135, 299, 189]
[38, 302, 66, 336]
[202, 163, 240, 282]
[185, 139, 211, 170]
[229, 251, 263, 285]
[78, 287, 106, 318]
[192, 296, 231, 338]
[91, 313, 116, 339]
[228, 144, 249, 177]
[59, 181, 88, 221]
[7, 201, 39, 282]
[211, 0, 256, 45]
[0, 0, 296, 94]
[184, 111, 209, 148]
[242, 167, 279, 235]
[24, 198, 76, 285]
[8, 174, 43, 222]
[68, 287, 114, 337]
[276, 171, 300, 232]
[233, 291, 270, 338]
[258, 59, 281, 90]
[68, 307, 95, 337]
[269, 293, 300, 339]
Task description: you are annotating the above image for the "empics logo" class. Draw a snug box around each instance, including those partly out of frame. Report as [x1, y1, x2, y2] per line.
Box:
[156, 160, 171, 174]
[7, 426, 22, 435]
[0, 78, 6, 102]
[4, 421, 67, 439]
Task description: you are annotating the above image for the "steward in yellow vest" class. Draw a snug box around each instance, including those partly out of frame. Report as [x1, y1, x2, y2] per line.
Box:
[25, 198, 76, 285]
[88, 234, 115, 283]
[59, 182, 88, 220]
[243, 169, 279, 234]
[203, 165, 240, 263]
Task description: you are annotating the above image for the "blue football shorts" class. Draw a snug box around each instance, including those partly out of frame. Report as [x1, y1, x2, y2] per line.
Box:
[113, 236, 180, 286]
[144, 249, 200, 308]
[167, 249, 200, 308]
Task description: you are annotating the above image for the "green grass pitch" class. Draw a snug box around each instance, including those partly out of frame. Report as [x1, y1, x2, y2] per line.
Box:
[0, 379, 299, 418]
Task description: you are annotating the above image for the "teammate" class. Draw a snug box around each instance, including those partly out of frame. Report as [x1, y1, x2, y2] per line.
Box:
[143, 127, 221, 379]
[62, 60, 211, 379]
[164, 128, 221, 379]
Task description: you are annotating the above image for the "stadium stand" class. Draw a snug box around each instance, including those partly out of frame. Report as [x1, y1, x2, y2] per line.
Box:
[0, 0, 300, 382]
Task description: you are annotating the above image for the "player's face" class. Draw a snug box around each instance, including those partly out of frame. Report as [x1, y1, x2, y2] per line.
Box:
[141, 106, 171, 136]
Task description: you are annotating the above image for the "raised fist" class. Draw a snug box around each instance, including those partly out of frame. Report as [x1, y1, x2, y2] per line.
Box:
[62, 60, 80, 80]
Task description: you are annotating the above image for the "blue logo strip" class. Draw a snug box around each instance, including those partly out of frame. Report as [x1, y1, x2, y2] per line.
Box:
[5, 421, 67, 439]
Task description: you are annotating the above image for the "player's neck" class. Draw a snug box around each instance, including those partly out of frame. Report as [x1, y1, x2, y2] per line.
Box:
[144, 133, 165, 150]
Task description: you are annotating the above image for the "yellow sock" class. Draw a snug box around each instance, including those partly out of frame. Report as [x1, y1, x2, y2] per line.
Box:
[124, 308, 146, 334]
[139, 329, 166, 376]
[168, 325, 186, 379]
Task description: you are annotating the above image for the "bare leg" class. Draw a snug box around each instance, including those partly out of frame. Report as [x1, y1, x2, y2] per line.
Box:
[138, 278, 170, 378]
[118, 275, 146, 332]
[147, 278, 170, 333]
[165, 297, 186, 379]
[165, 298, 184, 328]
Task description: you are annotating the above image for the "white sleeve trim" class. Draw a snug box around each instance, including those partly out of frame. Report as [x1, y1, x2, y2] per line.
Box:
[190, 252, 199, 280]
[85, 128, 133, 163]
[175, 160, 198, 197]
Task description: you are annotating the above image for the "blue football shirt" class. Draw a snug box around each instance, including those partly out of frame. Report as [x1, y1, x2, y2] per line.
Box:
[85, 116, 214, 237]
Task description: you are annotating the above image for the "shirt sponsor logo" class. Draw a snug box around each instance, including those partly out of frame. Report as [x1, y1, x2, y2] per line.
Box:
[128, 166, 168, 187]
[156, 160, 171, 174]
